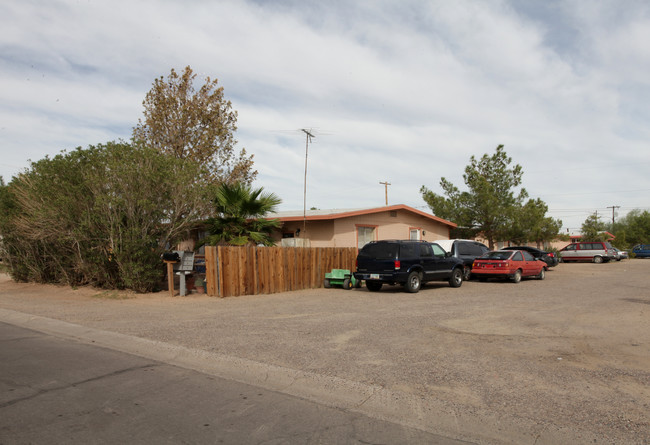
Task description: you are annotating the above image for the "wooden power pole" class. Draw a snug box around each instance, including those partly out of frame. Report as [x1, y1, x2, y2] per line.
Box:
[607, 205, 620, 225]
[302, 129, 315, 238]
[379, 181, 391, 206]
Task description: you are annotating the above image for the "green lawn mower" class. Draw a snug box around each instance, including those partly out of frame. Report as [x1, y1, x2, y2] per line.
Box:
[323, 269, 361, 290]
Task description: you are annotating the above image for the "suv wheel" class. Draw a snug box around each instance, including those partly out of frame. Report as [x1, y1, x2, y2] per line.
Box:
[449, 268, 463, 288]
[405, 271, 422, 293]
[593, 256, 603, 263]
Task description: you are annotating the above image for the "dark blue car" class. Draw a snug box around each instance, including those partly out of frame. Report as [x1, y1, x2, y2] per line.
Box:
[632, 244, 650, 258]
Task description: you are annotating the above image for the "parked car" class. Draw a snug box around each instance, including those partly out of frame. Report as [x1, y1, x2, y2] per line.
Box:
[558, 241, 616, 263]
[432, 239, 489, 280]
[612, 247, 628, 261]
[472, 250, 547, 283]
[354, 240, 465, 293]
[502, 246, 559, 267]
[631, 244, 650, 258]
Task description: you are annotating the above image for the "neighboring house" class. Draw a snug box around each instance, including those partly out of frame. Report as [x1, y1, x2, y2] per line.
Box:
[568, 231, 615, 242]
[266, 204, 457, 249]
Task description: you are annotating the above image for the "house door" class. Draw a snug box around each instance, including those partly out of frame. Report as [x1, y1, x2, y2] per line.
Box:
[410, 229, 420, 240]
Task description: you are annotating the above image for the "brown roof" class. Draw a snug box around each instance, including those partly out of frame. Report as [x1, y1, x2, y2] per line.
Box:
[266, 204, 457, 228]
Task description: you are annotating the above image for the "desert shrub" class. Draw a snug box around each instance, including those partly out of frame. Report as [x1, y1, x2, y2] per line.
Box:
[0, 142, 209, 292]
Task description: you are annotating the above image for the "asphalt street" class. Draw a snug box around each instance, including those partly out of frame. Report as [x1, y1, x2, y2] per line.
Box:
[0, 321, 472, 444]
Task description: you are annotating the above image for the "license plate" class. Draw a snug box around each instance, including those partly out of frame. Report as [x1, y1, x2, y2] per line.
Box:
[370, 274, 380, 279]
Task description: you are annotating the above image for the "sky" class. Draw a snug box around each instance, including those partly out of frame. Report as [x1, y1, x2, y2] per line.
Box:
[1, 0, 649, 232]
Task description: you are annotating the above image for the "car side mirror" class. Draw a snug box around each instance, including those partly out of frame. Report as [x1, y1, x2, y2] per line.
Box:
[445, 251, 452, 258]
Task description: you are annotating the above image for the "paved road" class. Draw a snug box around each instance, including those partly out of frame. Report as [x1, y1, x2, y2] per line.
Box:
[0, 322, 471, 444]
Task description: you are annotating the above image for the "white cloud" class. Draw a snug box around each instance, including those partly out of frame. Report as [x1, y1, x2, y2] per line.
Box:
[1, 0, 649, 229]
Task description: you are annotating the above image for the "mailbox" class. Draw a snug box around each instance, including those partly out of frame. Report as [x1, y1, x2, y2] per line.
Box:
[162, 252, 180, 262]
[172, 251, 195, 272]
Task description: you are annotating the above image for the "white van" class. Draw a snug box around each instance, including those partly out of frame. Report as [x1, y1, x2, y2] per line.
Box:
[559, 242, 616, 263]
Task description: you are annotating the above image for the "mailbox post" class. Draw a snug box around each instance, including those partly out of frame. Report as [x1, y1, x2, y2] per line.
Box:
[162, 251, 195, 297]
[173, 250, 195, 297]
[162, 252, 180, 297]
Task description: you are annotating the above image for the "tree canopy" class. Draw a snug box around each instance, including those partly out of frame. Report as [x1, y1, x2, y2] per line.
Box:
[509, 198, 563, 246]
[202, 182, 282, 247]
[420, 145, 561, 248]
[580, 212, 609, 242]
[133, 66, 256, 185]
[605, 209, 650, 248]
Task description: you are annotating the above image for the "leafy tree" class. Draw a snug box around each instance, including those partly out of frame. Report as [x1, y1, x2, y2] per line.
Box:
[202, 182, 281, 246]
[580, 212, 608, 242]
[508, 198, 563, 247]
[3, 148, 98, 284]
[84, 142, 210, 291]
[133, 66, 256, 185]
[420, 145, 529, 248]
[612, 209, 650, 247]
[0, 142, 210, 292]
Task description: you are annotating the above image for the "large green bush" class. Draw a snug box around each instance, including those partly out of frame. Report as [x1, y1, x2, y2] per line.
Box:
[0, 142, 209, 292]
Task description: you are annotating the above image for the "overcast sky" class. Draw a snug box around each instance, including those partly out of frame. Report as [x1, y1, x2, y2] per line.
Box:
[2, 0, 649, 231]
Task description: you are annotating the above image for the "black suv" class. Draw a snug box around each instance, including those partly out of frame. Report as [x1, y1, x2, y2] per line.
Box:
[502, 246, 559, 267]
[433, 239, 489, 280]
[354, 240, 464, 293]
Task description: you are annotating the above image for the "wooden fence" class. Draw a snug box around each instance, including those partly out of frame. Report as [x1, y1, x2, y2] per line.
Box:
[204, 246, 358, 297]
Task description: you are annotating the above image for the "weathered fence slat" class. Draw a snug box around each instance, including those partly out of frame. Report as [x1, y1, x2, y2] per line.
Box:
[203, 246, 356, 297]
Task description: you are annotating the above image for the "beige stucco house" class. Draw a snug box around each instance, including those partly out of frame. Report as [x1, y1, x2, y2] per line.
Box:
[267, 204, 456, 249]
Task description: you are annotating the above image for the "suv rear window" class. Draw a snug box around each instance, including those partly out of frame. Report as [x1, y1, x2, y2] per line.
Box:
[358, 243, 399, 260]
[419, 243, 433, 258]
[400, 243, 417, 259]
[457, 242, 485, 256]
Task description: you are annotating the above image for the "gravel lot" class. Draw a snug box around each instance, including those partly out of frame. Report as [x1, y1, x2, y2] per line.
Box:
[1, 259, 649, 444]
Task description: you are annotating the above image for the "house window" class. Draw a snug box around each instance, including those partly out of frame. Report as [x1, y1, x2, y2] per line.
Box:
[409, 229, 420, 240]
[357, 226, 376, 249]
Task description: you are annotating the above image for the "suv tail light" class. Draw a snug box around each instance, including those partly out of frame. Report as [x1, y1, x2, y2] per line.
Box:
[548, 252, 555, 257]
[394, 260, 401, 270]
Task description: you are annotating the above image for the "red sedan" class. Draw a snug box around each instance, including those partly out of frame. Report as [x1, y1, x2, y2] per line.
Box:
[472, 250, 547, 283]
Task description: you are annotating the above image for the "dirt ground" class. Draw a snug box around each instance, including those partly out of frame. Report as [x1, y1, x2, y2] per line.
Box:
[0, 259, 649, 444]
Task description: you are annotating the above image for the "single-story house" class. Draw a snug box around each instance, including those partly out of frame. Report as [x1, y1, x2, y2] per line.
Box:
[266, 204, 456, 249]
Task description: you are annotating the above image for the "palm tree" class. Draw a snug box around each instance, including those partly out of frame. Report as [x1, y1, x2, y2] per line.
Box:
[202, 182, 282, 246]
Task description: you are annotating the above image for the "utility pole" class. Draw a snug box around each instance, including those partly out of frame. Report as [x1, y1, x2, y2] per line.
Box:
[301, 129, 314, 239]
[607, 205, 620, 225]
[379, 181, 391, 205]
